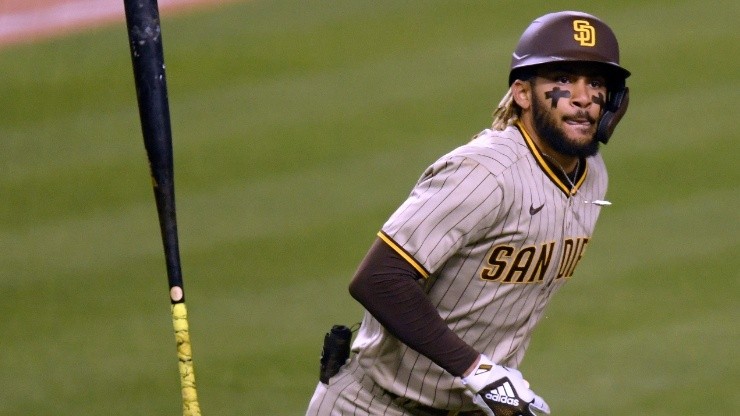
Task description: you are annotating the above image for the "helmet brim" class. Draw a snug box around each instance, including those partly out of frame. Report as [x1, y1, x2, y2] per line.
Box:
[508, 60, 630, 86]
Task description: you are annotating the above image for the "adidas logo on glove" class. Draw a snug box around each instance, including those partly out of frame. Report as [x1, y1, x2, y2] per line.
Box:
[462, 354, 551, 415]
[484, 381, 520, 406]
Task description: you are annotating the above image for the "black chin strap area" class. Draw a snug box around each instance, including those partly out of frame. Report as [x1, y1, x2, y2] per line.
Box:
[595, 86, 630, 144]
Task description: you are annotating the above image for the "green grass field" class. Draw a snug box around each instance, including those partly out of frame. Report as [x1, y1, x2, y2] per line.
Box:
[1, 0, 738, 414]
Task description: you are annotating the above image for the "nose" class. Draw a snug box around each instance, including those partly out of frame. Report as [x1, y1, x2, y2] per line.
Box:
[570, 79, 591, 108]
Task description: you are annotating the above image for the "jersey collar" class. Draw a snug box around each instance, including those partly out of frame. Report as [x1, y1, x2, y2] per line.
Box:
[516, 120, 588, 196]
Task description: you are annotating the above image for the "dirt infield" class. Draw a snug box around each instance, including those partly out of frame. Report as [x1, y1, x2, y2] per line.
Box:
[0, 0, 240, 49]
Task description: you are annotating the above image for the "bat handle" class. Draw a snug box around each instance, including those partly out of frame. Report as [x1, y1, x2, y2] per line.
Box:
[172, 302, 202, 416]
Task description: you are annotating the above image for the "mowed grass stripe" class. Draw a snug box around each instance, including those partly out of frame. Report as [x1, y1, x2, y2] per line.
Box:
[584, 186, 739, 278]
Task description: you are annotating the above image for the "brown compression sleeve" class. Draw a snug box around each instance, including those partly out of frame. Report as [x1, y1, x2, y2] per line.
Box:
[348, 237, 479, 377]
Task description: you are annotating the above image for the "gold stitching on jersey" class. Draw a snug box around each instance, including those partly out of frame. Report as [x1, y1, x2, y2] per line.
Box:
[556, 237, 590, 279]
[480, 242, 555, 283]
[377, 231, 430, 278]
[516, 121, 585, 196]
[574, 164, 588, 189]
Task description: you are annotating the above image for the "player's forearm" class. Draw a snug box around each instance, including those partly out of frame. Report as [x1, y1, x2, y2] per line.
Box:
[348, 238, 479, 377]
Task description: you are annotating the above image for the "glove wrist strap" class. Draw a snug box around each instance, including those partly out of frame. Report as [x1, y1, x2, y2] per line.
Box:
[461, 354, 499, 393]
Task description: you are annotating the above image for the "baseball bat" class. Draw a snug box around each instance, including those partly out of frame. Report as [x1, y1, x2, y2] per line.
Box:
[123, 1, 201, 415]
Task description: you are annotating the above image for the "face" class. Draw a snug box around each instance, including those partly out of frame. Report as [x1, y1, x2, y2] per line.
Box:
[529, 63, 608, 158]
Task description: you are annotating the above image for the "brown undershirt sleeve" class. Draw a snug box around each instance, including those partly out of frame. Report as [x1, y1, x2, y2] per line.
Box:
[348, 237, 479, 377]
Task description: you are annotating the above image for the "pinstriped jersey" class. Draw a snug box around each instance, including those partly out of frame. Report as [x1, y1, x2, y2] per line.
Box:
[351, 122, 608, 411]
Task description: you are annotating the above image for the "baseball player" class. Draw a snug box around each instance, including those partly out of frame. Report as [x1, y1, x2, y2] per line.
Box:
[306, 10, 630, 416]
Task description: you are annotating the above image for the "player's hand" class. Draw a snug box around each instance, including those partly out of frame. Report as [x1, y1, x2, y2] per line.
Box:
[461, 355, 550, 416]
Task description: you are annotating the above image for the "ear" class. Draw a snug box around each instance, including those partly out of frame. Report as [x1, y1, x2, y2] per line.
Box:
[511, 79, 532, 110]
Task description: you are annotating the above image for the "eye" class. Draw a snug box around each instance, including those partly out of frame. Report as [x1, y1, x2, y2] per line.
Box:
[557, 75, 571, 84]
[589, 76, 608, 89]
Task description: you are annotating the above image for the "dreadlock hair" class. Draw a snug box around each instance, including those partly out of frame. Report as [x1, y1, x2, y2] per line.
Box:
[492, 67, 538, 131]
[491, 87, 521, 131]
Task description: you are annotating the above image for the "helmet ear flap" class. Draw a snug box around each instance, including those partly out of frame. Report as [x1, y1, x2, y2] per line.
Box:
[595, 86, 629, 144]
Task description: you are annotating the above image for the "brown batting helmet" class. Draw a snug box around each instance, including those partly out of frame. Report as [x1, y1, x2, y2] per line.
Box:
[509, 11, 631, 143]
[509, 11, 630, 85]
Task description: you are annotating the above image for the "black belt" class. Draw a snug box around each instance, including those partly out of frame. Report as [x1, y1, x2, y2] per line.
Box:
[351, 365, 483, 416]
[383, 389, 485, 416]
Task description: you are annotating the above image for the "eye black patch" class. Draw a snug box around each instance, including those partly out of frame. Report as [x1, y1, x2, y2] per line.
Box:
[592, 93, 606, 107]
[545, 87, 571, 108]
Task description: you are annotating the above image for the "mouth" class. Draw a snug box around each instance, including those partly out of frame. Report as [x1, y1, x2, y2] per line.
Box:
[563, 113, 596, 128]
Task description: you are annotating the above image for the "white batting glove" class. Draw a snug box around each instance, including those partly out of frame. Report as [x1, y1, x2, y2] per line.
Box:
[461, 355, 550, 416]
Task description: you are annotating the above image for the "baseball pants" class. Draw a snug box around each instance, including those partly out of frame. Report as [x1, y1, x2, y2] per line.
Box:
[305, 356, 484, 416]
